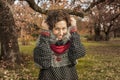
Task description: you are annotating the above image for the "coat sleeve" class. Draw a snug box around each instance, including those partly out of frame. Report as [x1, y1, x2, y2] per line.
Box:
[33, 34, 52, 69]
[68, 32, 86, 62]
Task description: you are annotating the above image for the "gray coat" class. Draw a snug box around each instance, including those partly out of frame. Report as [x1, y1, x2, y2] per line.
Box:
[34, 31, 86, 69]
[34, 31, 86, 80]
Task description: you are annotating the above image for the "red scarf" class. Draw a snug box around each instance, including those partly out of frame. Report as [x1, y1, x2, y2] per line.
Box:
[50, 42, 70, 54]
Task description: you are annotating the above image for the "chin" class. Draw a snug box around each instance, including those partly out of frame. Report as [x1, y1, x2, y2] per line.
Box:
[57, 38, 63, 40]
[58, 39, 62, 40]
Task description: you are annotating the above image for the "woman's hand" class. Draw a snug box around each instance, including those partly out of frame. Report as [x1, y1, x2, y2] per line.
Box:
[70, 16, 77, 27]
[41, 20, 49, 30]
[40, 20, 50, 37]
[69, 16, 77, 33]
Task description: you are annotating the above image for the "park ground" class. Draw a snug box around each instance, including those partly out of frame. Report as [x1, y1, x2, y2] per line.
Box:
[0, 38, 120, 80]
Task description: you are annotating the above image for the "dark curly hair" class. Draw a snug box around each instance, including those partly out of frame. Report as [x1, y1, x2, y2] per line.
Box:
[46, 10, 71, 30]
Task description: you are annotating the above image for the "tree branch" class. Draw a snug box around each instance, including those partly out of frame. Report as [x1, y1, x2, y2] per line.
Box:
[111, 13, 120, 21]
[24, 0, 115, 17]
[84, 0, 106, 12]
[108, 13, 120, 32]
[84, 0, 115, 12]
[25, 0, 84, 17]
[25, 0, 48, 14]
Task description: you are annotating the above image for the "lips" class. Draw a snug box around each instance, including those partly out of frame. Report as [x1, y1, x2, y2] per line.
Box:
[58, 35, 63, 40]
[59, 35, 63, 38]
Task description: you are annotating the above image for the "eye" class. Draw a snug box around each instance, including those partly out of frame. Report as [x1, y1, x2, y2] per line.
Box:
[54, 28, 59, 30]
[62, 27, 67, 30]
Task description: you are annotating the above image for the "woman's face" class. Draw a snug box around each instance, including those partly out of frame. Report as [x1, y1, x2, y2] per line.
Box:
[52, 20, 68, 40]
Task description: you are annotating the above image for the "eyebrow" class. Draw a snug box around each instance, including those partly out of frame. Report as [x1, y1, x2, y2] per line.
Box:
[55, 26, 67, 28]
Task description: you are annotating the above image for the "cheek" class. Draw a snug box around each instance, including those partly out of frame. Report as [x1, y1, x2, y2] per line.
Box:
[64, 29, 67, 33]
[62, 29, 67, 35]
[52, 29, 68, 36]
[52, 30, 58, 36]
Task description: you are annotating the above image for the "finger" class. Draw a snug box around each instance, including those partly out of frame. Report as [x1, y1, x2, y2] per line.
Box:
[70, 16, 75, 20]
[41, 20, 49, 30]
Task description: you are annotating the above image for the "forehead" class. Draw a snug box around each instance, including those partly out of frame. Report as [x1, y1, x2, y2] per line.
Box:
[55, 20, 67, 28]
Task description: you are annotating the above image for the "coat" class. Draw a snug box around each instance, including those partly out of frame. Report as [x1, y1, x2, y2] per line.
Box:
[33, 28, 86, 80]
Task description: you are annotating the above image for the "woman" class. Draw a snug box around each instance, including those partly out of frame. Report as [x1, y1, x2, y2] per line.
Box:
[34, 10, 86, 80]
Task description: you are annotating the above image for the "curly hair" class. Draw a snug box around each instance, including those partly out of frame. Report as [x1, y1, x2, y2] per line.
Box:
[46, 10, 71, 30]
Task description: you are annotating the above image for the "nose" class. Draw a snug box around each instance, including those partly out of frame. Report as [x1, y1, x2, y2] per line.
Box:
[59, 30, 63, 35]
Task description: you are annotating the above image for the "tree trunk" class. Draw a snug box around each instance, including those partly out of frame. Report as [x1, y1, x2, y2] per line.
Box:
[113, 30, 117, 38]
[105, 32, 110, 41]
[94, 24, 102, 41]
[0, 1, 21, 63]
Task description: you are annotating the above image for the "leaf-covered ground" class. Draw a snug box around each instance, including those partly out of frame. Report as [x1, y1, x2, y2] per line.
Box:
[0, 39, 120, 80]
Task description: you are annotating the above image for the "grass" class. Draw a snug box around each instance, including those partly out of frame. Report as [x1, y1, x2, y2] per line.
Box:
[76, 39, 120, 80]
[0, 39, 120, 80]
[19, 41, 36, 55]
[77, 49, 120, 80]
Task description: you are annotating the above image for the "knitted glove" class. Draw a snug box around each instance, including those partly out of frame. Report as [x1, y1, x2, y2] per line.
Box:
[40, 31, 50, 37]
[34, 31, 52, 69]
[70, 26, 77, 33]
[68, 31, 86, 63]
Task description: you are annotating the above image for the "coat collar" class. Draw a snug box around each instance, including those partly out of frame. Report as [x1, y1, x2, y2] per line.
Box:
[49, 30, 71, 44]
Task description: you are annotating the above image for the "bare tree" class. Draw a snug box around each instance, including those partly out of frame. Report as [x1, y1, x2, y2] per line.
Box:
[0, 0, 119, 64]
[0, 0, 21, 63]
